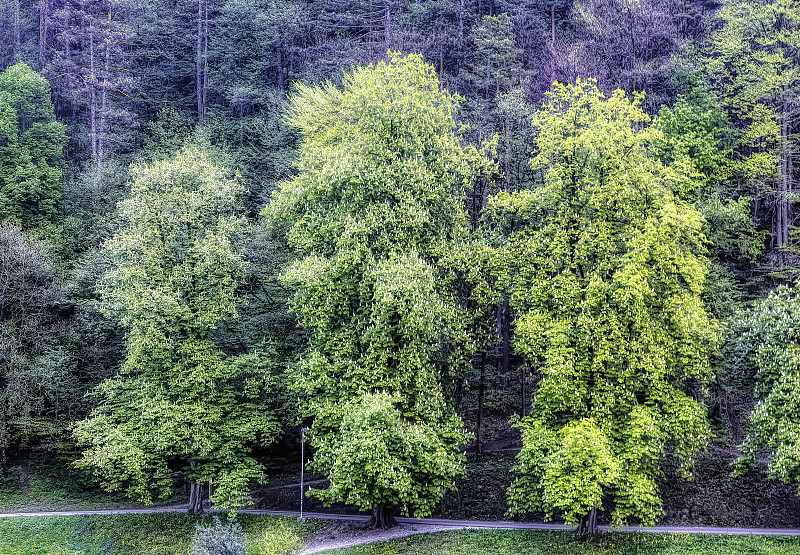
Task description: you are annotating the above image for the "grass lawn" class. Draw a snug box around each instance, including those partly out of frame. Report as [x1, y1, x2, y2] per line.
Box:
[324, 529, 800, 555]
[0, 513, 317, 554]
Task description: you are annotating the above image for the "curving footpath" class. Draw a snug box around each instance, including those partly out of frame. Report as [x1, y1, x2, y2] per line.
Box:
[0, 506, 798, 536]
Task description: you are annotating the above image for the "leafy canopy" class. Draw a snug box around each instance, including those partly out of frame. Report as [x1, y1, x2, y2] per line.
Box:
[0, 62, 66, 232]
[265, 53, 493, 519]
[730, 286, 800, 495]
[498, 79, 717, 528]
[75, 147, 279, 510]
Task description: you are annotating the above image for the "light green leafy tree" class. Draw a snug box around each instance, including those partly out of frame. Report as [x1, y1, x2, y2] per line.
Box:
[654, 85, 764, 319]
[0, 62, 66, 233]
[729, 286, 800, 494]
[705, 0, 800, 272]
[497, 79, 717, 534]
[264, 53, 493, 528]
[74, 147, 280, 514]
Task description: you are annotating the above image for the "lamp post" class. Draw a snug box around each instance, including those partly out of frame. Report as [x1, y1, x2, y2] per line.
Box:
[299, 426, 308, 520]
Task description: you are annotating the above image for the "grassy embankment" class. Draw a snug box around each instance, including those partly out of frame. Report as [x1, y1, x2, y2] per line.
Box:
[0, 513, 315, 554]
[325, 529, 800, 555]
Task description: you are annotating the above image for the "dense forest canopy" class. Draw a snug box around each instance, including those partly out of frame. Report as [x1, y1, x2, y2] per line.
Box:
[0, 0, 799, 533]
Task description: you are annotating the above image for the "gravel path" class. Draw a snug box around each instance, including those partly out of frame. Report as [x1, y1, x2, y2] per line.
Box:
[297, 520, 466, 554]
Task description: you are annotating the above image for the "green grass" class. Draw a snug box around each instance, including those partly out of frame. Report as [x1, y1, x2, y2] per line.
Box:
[0, 513, 317, 554]
[324, 529, 800, 555]
[0, 461, 187, 512]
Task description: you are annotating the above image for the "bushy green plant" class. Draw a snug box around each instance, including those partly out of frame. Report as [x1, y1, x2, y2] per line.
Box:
[247, 520, 301, 555]
[191, 516, 246, 555]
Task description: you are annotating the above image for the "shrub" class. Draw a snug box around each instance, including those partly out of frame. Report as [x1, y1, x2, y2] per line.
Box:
[191, 516, 246, 555]
[247, 520, 302, 555]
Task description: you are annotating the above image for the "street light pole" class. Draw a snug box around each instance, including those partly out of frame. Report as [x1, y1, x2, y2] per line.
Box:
[299, 426, 307, 520]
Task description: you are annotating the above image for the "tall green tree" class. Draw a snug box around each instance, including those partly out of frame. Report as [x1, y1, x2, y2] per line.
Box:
[0, 223, 72, 474]
[45, 0, 135, 169]
[705, 0, 800, 273]
[499, 79, 716, 533]
[74, 147, 279, 514]
[0, 62, 66, 232]
[265, 53, 493, 528]
[728, 286, 800, 497]
[654, 85, 764, 318]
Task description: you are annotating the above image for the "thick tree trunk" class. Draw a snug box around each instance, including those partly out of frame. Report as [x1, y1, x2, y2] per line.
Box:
[476, 354, 486, 455]
[577, 506, 598, 535]
[368, 503, 397, 529]
[18, 453, 29, 494]
[188, 481, 204, 515]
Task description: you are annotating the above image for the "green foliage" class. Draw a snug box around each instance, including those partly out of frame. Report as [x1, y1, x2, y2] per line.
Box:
[655, 84, 763, 318]
[0, 224, 73, 457]
[0, 62, 66, 231]
[730, 286, 800, 495]
[310, 393, 466, 516]
[74, 147, 280, 510]
[192, 516, 247, 555]
[499, 79, 716, 527]
[704, 0, 800, 271]
[266, 53, 495, 519]
[462, 14, 522, 101]
[247, 518, 303, 555]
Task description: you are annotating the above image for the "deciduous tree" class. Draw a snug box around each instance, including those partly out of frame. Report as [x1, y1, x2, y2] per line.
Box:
[0, 62, 66, 232]
[74, 147, 279, 514]
[265, 53, 493, 528]
[499, 79, 716, 533]
[705, 0, 800, 272]
[729, 286, 800, 496]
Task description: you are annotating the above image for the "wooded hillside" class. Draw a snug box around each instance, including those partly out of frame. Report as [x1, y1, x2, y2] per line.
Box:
[1, 0, 799, 532]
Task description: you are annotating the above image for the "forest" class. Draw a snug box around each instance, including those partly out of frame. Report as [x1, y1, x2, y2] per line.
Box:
[0, 0, 799, 536]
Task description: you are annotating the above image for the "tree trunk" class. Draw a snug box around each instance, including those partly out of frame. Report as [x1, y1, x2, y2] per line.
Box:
[368, 503, 397, 529]
[549, 3, 555, 85]
[97, 8, 112, 171]
[476, 354, 486, 455]
[18, 453, 29, 494]
[188, 481, 204, 515]
[276, 43, 283, 90]
[38, 0, 49, 70]
[202, 6, 208, 112]
[384, 0, 392, 52]
[500, 300, 510, 378]
[577, 506, 598, 535]
[89, 27, 98, 167]
[12, 0, 21, 62]
[779, 102, 789, 269]
[196, 0, 204, 123]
